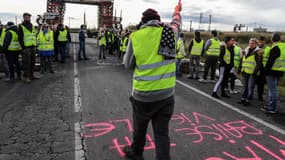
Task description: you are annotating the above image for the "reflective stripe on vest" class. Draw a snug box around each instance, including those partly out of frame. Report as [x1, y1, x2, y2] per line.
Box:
[37, 30, 54, 51]
[131, 27, 176, 92]
[176, 38, 184, 59]
[262, 46, 271, 67]
[58, 29, 68, 42]
[234, 46, 241, 68]
[207, 38, 220, 56]
[20, 24, 36, 47]
[272, 42, 285, 72]
[8, 30, 21, 51]
[0, 29, 6, 47]
[224, 48, 231, 65]
[190, 39, 204, 56]
[241, 54, 256, 74]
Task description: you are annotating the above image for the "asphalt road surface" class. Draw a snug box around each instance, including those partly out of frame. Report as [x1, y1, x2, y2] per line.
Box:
[0, 34, 284, 160]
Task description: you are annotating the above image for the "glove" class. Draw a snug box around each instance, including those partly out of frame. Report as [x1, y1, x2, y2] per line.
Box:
[175, 0, 182, 12]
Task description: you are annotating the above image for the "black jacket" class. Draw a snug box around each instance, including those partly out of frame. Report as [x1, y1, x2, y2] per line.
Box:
[79, 30, 85, 42]
[264, 45, 284, 77]
[18, 21, 35, 49]
[2, 26, 20, 54]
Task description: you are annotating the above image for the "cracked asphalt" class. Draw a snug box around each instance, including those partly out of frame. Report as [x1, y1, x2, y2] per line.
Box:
[0, 35, 284, 160]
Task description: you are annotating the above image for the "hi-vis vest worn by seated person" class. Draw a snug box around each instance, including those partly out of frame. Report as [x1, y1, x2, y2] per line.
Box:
[131, 27, 176, 92]
[207, 38, 220, 56]
[58, 29, 68, 42]
[20, 25, 36, 47]
[241, 53, 256, 75]
[37, 30, 54, 51]
[0, 28, 6, 47]
[271, 42, 285, 72]
[190, 39, 204, 56]
[7, 30, 22, 51]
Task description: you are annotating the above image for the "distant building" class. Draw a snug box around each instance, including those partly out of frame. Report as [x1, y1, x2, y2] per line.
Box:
[254, 27, 267, 32]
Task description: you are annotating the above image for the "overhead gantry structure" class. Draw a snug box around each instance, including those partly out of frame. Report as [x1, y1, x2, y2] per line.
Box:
[46, 0, 120, 28]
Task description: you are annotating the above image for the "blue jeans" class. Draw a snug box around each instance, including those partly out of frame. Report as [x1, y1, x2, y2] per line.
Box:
[59, 45, 66, 63]
[266, 75, 280, 111]
[176, 59, 182, 76]
[78, 41, 86, 59]
[65, 43, 70, 57]
[241, 74, 254, 101]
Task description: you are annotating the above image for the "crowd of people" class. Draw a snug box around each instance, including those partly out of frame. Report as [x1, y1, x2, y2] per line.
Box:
[176, 30, 285, 115]
[0, 12, 131, 84]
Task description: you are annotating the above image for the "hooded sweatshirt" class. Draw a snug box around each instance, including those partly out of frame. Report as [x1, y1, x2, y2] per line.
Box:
[2, 25, 20, 54]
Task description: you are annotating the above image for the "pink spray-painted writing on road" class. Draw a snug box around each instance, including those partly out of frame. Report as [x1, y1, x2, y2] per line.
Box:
[82, 112, 285, 159]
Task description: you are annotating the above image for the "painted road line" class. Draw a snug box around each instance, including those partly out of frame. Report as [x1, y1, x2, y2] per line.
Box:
[74, 122, 85, 160]
[74, 43, 81, 113]
[176, 80, 285, 135]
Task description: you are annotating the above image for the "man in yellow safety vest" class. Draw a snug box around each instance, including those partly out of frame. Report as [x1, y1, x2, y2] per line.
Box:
[18, 12, 38, 83]
[123, 2, 182, 159]
[238, 38, 263, 106]
[261, 33, 285, 114]
[176, 33, 186, 77]
[0, 22, 10, 80]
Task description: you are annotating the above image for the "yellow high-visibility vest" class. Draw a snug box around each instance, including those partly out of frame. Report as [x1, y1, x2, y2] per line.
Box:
[207, 38, 220, 56]
[0, 28, 6, 47]
[37, 30, 54, 51]
[58, 29, 68, 42]
[223, 48, 231, 65]
[131, 27, 176, 92]
[176, 38, 185, 59]
[242, 54, 256, 74]
[20, 24, 36, 47]
[7, 30, 22, 51]
[190, 39, 204, 56]
[234, 46, 241, 68]
[271, 42, 285, 72]
[262, 46, 271, 67]
[99, 36, 106, 46]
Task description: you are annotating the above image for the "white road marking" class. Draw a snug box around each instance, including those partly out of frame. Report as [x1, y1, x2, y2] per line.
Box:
[73, 41, 87, 160]
[176, 80, 285, 135]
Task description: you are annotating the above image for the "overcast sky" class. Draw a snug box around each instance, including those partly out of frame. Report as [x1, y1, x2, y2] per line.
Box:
[0, 0, 285, 31]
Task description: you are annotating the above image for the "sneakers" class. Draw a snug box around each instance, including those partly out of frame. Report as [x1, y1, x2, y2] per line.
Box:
[198, 78, 207, 83]
[195, 76, 200, 80]
[209, 79, 216, 83]
[212, 92, 220, 99]
[123, 146, 144, 160]
[260, 106, 278, 114]
[187, 76, 194, 79]
[221, 93, 231, 98]
[229, 90, 239, 94]
[23, 77, 31, 83]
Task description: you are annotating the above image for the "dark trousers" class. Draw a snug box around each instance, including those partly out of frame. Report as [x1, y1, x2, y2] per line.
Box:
[203, 56, 219, 80]
[6, 53, 21, 79]
[40, 56, 53, 73]
[78, 41, 87, 59]
[130, 96, 174, 160]
[54, 44, 59, 61]
[22, 48, 36, 78]
[99, 45, 106, 59]
[253, 75, 265, 100]
[58, 44, 66, 63]
[229, 73, 237, 90]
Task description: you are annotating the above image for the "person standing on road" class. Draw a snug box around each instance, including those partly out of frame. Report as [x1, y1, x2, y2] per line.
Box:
[228, 42, 242, 94]
[98, 30, 107, 60]
[0, 22, 10, 80]
[188, 31, 204, 80]
[2, 22, 22, 82]
[37, 23, 54, 74]
[200, 30, 221, 83]
[253, 36, 271, 101]
[176, 33, 186, 77]
[212, 36, 235, 99]
[18, 12, 39, 83]
[54, 24, 71, 63]
[238, 38, 263, 106]
[123, 1, 182, 160]
[78, 25, 89, 60]
[261, 33, 285, 114]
